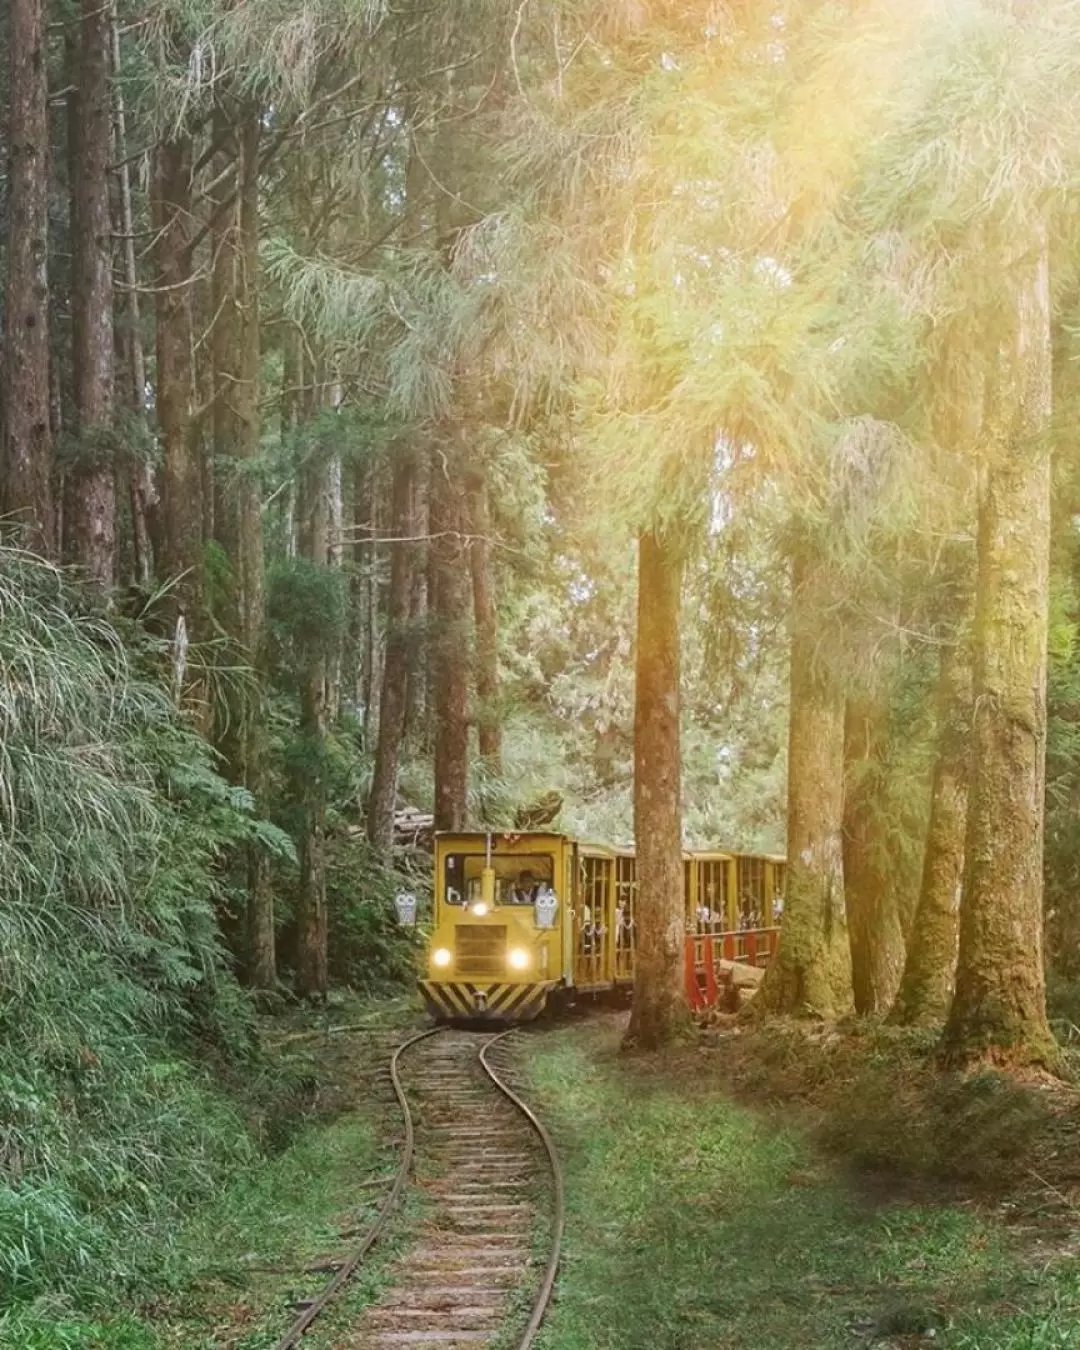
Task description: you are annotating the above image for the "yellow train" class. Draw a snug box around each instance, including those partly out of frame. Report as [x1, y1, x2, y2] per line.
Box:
[418, 830, 786, 1023]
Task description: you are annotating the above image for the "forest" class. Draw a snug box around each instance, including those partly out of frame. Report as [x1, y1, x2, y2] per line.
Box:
[5, 0, 1080, 1346]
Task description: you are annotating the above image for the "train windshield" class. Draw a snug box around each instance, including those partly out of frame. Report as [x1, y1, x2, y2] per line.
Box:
[444, 853, 555, 906]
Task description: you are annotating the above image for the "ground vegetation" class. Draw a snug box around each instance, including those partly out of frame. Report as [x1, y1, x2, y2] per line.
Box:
[9, 0, 1080, 1333]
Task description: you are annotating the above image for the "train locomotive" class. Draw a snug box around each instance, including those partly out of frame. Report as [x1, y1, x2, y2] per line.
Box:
[418, 829, 786, 1023]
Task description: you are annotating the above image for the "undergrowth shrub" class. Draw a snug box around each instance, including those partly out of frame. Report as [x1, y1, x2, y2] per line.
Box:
[0, 552, 286, 1309]
[718, 1022, 1067, 1193]
[262, 676, 424, 994]
[325, 834, 426, 991]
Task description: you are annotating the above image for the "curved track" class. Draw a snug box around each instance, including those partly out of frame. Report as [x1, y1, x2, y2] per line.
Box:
[273, 1026, 563, 1350]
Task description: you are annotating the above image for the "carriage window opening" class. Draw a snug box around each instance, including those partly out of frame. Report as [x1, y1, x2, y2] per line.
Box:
[737, 855, 766, 927]
[443, 853, 555, 906]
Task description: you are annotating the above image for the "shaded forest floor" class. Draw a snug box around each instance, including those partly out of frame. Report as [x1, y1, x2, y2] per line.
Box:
[522, 1013, 1080, 1350]
[14, 1002, 1080, 1349]
[1, 997, 425, 1350]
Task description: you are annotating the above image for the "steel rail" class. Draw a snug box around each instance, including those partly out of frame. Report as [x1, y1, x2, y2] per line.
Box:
[271, 1025, 442, 1350]
[479, 1029, 566, 1350]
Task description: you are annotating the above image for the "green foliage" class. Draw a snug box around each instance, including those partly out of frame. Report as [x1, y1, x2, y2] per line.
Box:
[325, 837, 425, 992]
[0, 1048, 393, 1348]
[267, 559, 348, 663]
[0, 550, 281, 1309]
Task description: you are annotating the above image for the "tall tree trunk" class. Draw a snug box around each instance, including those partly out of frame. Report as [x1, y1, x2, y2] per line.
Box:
[467, 469, 502, 783]
[67, 0, 116, 586]
[153, 137, 201, 619]
[326, 449, 344, 724]
[941, 239, 1055, 1068]
[110, 15, 144, 413]
[295, 450, 330, 999]
[110, 12, 155, 586]
[404, 463, 429, 746]
[844, 695, 905, 1015]
[431, 447, 470, 831]
[626, 531, 688, 1049]
[890, 636, 973, 1026]
[280, 325, 302, 558]
[423, 482, 439, 754]
[237, 115, 274, 991]
[757, 551, 852, 1018]
[368, 449, 417, 856]
[211, 106, 274, 988]
[349, 457, 368, 710]
[356, 461, 380, 747]
[3, 0, 55, 554]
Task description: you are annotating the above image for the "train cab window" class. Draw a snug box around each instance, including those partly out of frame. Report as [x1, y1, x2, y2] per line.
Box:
[443, 853, 555, 906]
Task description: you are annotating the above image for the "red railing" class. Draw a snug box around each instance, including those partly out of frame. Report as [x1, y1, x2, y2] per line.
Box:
[684, 927, 780, 1011]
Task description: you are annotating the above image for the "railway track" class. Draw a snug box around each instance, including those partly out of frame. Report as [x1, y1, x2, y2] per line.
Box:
[273, 1025, 564, 1350]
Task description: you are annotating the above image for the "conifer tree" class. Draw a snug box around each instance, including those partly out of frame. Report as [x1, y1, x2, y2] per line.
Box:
[4, 0, 54, 554]
[68, 0, 116, 585]
[626, 530, 690, 1048]
[891, 635, 973, 1026]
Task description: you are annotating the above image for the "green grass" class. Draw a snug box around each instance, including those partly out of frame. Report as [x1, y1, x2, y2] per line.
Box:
[522, 1021, 1080, 1350]
[0, 1075, 391, 1350]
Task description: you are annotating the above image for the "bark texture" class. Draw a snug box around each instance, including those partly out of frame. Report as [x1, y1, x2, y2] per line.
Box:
[67, 0, 116, 585]
[152, 137, 201, 612]
[3, 0, 54, 554]
[941, 240, 1056, 1067]
[111, 14, 155, 585]
[295, 450, 330, 999]
[467, 470, 502, 778]
[404, 464, 429, 745]
[367, 450, 417, 856]
[890, 637, 973, 1026]
[757, 551, 852, 1018]
[210, 108, 274, 989]
[431, 448, 470, 832]
[844, 695, 905, 1015]
[626, 531, 690, 1050]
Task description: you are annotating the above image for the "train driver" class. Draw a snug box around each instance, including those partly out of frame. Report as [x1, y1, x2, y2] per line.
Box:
[510, 869, 539, 905]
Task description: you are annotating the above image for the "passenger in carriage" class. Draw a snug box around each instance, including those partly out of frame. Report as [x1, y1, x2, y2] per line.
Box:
[580, 903, 597, 955]
[616, 901, 634, 950]
[738, 899, 761, 931]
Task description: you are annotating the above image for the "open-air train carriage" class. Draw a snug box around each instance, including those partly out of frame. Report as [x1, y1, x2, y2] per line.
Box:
[419, 830, 785, 1023]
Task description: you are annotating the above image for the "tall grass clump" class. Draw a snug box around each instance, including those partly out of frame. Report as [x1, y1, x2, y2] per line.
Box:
[0, 550, 279, 1309]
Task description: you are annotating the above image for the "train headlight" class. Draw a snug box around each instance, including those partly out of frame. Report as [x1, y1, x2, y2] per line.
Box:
[471, 902, 489, 917]
[432, 947, 452, 968]
[508, 947, 530, 971]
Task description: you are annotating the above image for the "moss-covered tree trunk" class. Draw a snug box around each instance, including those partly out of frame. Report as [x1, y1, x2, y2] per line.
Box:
[367, 449, 417, 856]
[67, 0, 116, 585]
[431, 448, 470, 832]
[844, 695, 905, 1015]
[890, 636, 972, 1026]
[757, 551, 852, 1018]
[625, 531, 689, 1050]
[3, 0, 54, 555]
[941, 242, 1055, 1068]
